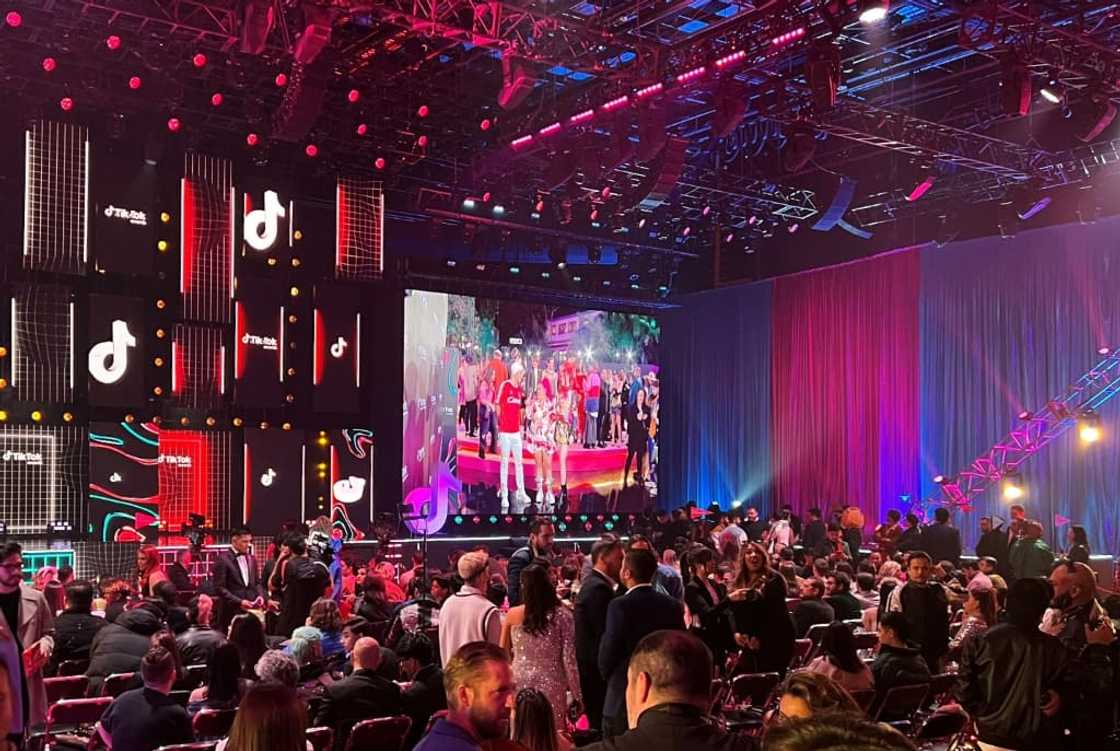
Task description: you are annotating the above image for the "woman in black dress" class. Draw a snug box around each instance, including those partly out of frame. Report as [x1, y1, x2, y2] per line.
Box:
[622, 389, 650, 487]
[1066, 525, 1091, 564]
[683, 546, 734, 665]
[727, 541, 795, 675]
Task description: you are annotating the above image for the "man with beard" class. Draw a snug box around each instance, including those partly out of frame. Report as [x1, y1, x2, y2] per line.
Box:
[414, 641, 515, 751]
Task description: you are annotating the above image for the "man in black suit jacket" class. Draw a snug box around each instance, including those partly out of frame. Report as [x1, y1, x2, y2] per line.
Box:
[313, 637, 405, 751]
[598, 547, 685, 739]
[210, 526, 264, 632]
[921, 508, 962, 566]
[575, 537, 624, 732]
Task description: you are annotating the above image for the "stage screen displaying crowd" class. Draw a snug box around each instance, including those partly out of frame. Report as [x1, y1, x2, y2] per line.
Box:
[402, 290, 661, 533]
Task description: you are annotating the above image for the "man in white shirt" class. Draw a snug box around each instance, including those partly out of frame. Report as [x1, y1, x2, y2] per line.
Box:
[438, 552, 501, 667]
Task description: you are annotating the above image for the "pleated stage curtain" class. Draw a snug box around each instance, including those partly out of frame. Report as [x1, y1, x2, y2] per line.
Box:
[659, 282, 773, 513]
[770, 251, 921, 529]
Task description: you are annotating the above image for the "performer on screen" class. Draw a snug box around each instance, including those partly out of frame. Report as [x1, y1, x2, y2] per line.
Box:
[476, 371, 497, 458]
[554, 387, 573, 511]
[211, 526, 265, 632]
[622, 388, 651, 488]
[527, 383, 556, 512]
[496, 363, 530, 513]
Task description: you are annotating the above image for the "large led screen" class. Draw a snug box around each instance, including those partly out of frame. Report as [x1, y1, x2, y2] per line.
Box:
[402, 290, 661, 532]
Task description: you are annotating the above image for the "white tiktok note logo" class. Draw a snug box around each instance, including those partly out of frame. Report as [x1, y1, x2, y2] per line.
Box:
[260, 468, 277, 487]
[244, 190, 287, 252]
[332, 476, 366, 504]
[89, 320, 137, 385]
[330, 336, 348, 358]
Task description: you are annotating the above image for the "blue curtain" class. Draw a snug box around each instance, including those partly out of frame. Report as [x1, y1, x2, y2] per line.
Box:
[660, 282, 773, 513]
[920, 217, 1120, 555]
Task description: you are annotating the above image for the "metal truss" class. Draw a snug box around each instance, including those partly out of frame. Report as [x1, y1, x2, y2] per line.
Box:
[936, 348, 1120, 510]
[676, 177, 819, 222]
[349, 0, 661, 73]
[75, 0, 243, 50]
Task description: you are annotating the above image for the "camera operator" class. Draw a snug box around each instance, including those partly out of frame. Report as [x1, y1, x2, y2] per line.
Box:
[267, 532, 331, 638]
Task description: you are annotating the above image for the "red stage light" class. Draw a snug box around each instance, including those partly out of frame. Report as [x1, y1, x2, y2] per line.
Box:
[347, 89, 360, 103]
[682, 225, 691, 236]
[275, 73, 288, 87]
[59, 97, 73, 112]
[590, 209, 599, 221]
[374, 157, 386, 170]
[480, 118, 491, 131]
[417, 104, 430, 117]
[601, 186, 611, 199]
[210, 92, 223, 106]
[128, 76, 142, 90]
[305, 143, 318, 157]
[356, 123, 368, 135]
[246, 132, 259, 146]
[5, 11, 21, 27]
[192, 52, 207, 68]
[417, 134, 428, 147]
[41, 57, 56, 72]
[482, 191, 492, 203]
[106, 35, 121, 50]
[167, 117, 181, 132]
[535, 200, 545, 212]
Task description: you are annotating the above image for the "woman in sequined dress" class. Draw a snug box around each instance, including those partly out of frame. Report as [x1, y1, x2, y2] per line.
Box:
[500, 562, 582, 730]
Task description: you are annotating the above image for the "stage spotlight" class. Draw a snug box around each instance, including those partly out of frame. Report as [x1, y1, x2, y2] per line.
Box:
[5, 10, 21, 27]
[1040, 83, 1064, 104]
[374, 157, 387, 170]
[59, 97, 73, 112]
[0, 411, 7, 422]
[1078, 409, 1102, 443]
[42, 57, 56, 72]
[167, 118, 181, 133]
[192, 53, 207, 68]
[933, 474, 945, 484]
[128, 76, 142, 90]
[233, 417, 243, 427]
[1002, 472, 1024, 500]
[859, 0, 889, 23]
[106, 35, 121, 50]
[30, 410, 42, 422]
[1099, 347, 1111, 356]
[806, 41, 842, 110]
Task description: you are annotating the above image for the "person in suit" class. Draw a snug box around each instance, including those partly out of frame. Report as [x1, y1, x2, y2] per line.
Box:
[921, 508, 962, 567]
[397, 632, 445, 750]
[165, 548, 195, 594]
[211, 526, 264, 632]
[313, 636, 405, 751]
[896, 513, 923, 553]
[975, 517, 1011, 577]
[575, 536, 624, 733]
[598, 548, 685, 738]
[800, 509, 827, 554]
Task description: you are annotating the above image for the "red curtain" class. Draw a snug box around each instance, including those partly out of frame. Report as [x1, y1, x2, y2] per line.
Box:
[770, 250, 921, 528]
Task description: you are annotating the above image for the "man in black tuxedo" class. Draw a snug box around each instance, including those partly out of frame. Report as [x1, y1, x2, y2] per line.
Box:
[575, 537, 624, 733]
[211, 526, 263, 632]
[920, 507, 962, 567]
[598, 547, 685, 739]
[313, 636, 405, 751]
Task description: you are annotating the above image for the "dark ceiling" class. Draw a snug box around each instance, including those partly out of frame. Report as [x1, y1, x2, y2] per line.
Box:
[3, 0, 1120, 302]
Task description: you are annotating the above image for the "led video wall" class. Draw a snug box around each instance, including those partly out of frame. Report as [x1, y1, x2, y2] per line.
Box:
[1, 119, 385, 540]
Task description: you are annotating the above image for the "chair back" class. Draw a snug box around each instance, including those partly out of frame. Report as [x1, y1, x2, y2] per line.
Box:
[192, 708, 237, 739]
[423, 626, 441, 663]
[101, 672, 135, 698]
[804, 623, 830, 645]
[913, 708, 970, 742]
[709, 678, 730, 716]
[182, 664, 208, 690]
[344, 715, 413, 751]
[729, 672, 781, 707]
[46, 675, 89, 703]
[57, 658, 90, 676]
[169, 690, 192, 707]
[872, 683, 931, 723]
[307, 726, 335, 751]
[925, 672, 959, 705]
[155, 744, 217, 751]
[848, 688, 876, 714]
[842, 619, 863, 630]
[46, 696, 113, 728]
[852, 632, 879, 656]
[789, 639, 813, 669]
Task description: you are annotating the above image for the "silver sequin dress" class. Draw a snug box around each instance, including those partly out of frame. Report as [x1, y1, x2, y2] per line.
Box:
[510, 605, 582, 729]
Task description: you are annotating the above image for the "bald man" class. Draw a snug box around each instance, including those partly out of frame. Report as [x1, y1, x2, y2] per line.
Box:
[314, 636, 404, 751]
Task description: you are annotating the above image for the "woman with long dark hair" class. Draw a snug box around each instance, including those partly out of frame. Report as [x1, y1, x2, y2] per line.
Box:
[136, 545, 168, 598]
[1066, 525, 1091, 564]
[512, 687, 571, 751]
[217, 681, 308, 751]
[948, 587, 997, 659]
[728, 542, 795, 675]
[621, 389, 650, 488]
[682, 546, 733, 663]
[500, 563, 581, 731]
[228, 613, 267, 680]
[189, 642, 246, 712]
[802, 622, 873, 691]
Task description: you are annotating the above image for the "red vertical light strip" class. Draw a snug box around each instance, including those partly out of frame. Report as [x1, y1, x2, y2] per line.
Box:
[336, 182, 348, 272]
[195, 433, 209, 521]
[235, 302, 245, 379]
[180, 178, 194, 294]
[243, 442, 251, 524]
[314, 308, 325, 385]
[355, 313, 361, 388]
[217, 346, 226, 395]
[172, 339, 185, 395]
[330, 443, 340, 514]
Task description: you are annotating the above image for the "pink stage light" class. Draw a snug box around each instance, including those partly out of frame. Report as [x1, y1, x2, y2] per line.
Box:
[305, 144, 318, 157]
[5, 10, 21, 27]
[417, 104, 430, 118]
[535, 200, 545, 212]
[569, 109, 595, 124]
[538, 122, 562, 137]
[635, 82, 663, 99]
[106, 35, 121, 50]
[675, 66, 707, 85]
[417, 134, 429, 147]
[906, 176, 936, 202]
[246, 133, 259, 147]
[356, 123, 368, 135]
[601, 95, 629, 112]
[771, 27, 805, 46]
[192, 53, 207, 68]
[167, 117, 181, 132]
[510, 134, 534, 149]
[482, 191, 492, 203]
[601, 186, 611, 199]
[374, 157, 386, 170]
[275, 73, 288, 87]
[590, 209, 599, 221]
[682, 226, 691, 237]
[715, 50, 747, 68]
[210, 92, 223, 106]
[41, 57, 56, 72]
[480, 118, 492, 131]
[128, 76, 142, 90]
[59, 96, 73, 112]
[702, 204, 711, 216]
[347, 89, 360, 103]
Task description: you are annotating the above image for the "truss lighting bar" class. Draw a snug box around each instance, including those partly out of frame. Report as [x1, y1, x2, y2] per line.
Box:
[538, 122, 562, 137]
[675, 66, 707, 84]
[771, 27, 805, 46]
[601, 95, 630, 113]
[569, 109, 595, 125]
[715, 50, 748, 68]
[511, 134, 534, 150]
[635, 82, 664, 99]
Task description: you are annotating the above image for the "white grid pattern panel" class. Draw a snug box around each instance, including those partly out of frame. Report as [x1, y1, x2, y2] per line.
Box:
[182, 153, 233, 323]
[335, 176, 384, 280]
[23, 121, 89, 275]
[0, 425, 85, 534]
[172, 324, 226, 408]
[11, 284, 75, 404]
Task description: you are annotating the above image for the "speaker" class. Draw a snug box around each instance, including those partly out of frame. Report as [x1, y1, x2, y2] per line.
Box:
[637, 137, 690, 210]
[239, 0, 274, 55]
[498, 55, 537, 110]
[271, 57, 332, 142]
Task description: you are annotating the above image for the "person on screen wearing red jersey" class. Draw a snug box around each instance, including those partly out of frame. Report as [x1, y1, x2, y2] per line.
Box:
[496, 364, 531, 513]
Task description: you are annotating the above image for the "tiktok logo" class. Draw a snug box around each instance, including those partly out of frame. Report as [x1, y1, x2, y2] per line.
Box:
[332, 475, 366, 504]
[89, 320, 137, 385]
[259, 468, 277, 487]
[330, 336, 348, 358]
[243, 190, 287, 252]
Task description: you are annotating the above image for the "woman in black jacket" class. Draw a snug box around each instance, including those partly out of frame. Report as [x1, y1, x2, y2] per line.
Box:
[1065, 525, 1091, 564]
[682, 546, 733, 664]
[727, 542, 795, 675]
[622, 389, 651, 487]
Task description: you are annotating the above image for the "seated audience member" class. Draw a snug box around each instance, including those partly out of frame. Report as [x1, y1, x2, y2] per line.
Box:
[398, 632, 446, 749]
[824, 573, 862, 622]
[167, 547, 195, 593]
[188, 641, 246, 713]
[87, 602, 164, 690]
[228, 612, 267, 680]
[947, 583, 996, 659]
[853, 573, 878, 611]
[101, 578, 132, 623]
[48, 579, 107, 674]
[96, 646, 193, 751]
[583, 630, 752, 751]
[792, 579, 834, 638]
[513, 688, 569, 751]
[287, 626, 333, 698]
[762, 712, 917, 751]
[774, 672, 861, 721]
[57, 564, 75, 587]
[254, 649, 300, 689]
[871, 612, 930, 714]
[387, 575, 450, 647]
[307, 598, 345, 658]
[152, 580, 190, 634]
[415, 641, 516, 751]
[956, 578, 1067, 751]
[176, 593, 226, 666]
[885, 552, 949, 672]
[354, 575, 395, 642]
[802, 622, 873, 692]
[313, 636, 404, 751]
[217, 680, 309, 751]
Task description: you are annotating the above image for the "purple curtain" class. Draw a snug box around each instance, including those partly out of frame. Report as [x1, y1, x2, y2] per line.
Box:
[771, 251, 922, 529]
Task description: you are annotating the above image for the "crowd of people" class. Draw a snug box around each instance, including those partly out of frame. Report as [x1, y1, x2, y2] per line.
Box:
[457, 348, 660, 513]
[0, 502, 1114, 751]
